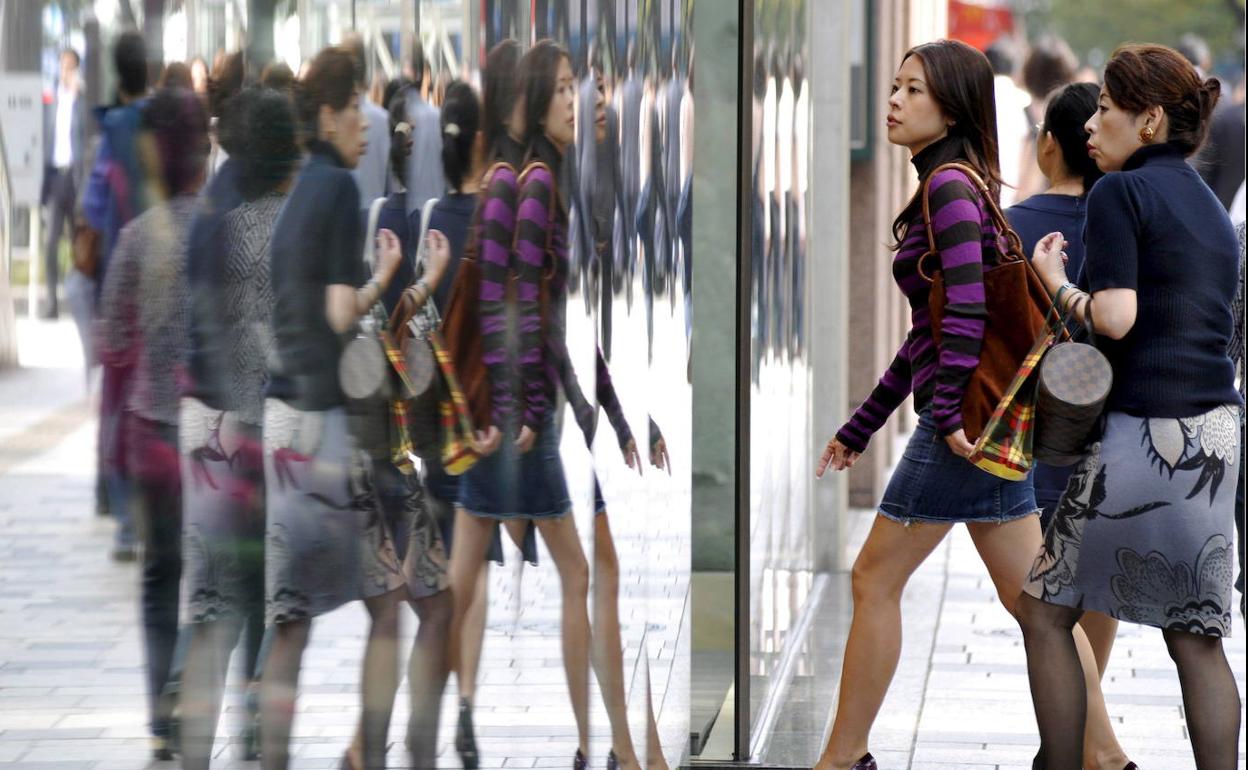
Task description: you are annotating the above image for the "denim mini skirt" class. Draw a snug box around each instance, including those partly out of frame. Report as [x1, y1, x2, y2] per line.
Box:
[460, 415, 572, 520]
[879, 409, 1037, 525]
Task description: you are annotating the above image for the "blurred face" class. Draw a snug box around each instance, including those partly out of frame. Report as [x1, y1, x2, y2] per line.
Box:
[1084, 88, 1154, 172]
[191, 60, 209, 95]
[886, 54, 951, 155]
[320, 95, 367, 169]
[60, 53, 78, 88]
[543, 56, 576, 149]
[594, 72, 607, 144]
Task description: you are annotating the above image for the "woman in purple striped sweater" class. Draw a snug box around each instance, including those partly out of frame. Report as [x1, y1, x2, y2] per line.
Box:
[813, 40, 1131, 770]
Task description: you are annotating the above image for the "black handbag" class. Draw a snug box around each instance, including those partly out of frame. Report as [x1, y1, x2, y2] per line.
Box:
[1033, 300, 1113, 465]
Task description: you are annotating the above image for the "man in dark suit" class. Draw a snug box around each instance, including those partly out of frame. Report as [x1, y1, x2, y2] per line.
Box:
[41, 48, 87, 319]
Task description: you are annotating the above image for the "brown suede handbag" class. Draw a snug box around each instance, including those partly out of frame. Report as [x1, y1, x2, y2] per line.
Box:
[439, 161, 556, 431]
[919, 162, 1054, 442]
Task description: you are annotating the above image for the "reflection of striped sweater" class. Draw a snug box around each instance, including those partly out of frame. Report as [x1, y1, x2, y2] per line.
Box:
[836, 167, 992, 453]
[478, 163, 521, 429]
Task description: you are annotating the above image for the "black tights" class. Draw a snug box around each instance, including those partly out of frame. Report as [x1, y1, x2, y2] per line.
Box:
[1017, 593, 1241, 770]
[1164, 629, 1241, 770]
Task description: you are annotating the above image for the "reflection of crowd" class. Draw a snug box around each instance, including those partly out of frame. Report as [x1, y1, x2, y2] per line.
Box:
[54, 17, 681, 769]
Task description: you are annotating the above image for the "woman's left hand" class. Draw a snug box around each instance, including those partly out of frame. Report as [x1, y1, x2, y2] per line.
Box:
[944, 429, 976, 460]
[650, 438, 671, 474]
[1031, 231, 1070, 293]
[622, 439, 643, 475]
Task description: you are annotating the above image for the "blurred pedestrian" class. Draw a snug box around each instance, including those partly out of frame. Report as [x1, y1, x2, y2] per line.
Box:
[41, 48, 87, 321]
[985, 38, 1030, 205]
[343, 33, 391, 214]
[83, 30, 151, 561]
[159, 61, 193, 90]
[1178, 34, 1246, 210]
[98, 86, 209, 761]
[814, 39, 1131, 770]
[1016, 35, 1079, 201]
[402, 41, 444, 215]
[1018, 44, 1240, 770]
[206, 53, 245, 177]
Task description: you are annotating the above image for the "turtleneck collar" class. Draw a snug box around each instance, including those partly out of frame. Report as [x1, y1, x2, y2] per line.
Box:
[910, 134, 964, 180]
[1122, 142, 1187, 172]
[306, 139, 347, 169]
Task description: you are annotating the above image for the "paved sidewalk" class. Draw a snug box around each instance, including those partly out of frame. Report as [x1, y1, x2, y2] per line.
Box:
[0, 315, 691, 770]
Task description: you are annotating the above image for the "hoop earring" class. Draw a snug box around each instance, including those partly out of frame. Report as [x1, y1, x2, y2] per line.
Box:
[1138, 125, 1155, 143]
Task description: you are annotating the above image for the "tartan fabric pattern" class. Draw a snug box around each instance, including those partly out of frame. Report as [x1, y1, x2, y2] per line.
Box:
[428, 330, 481, 476]
[380, 331, 418, 474]
[969, 328, 1060, 480]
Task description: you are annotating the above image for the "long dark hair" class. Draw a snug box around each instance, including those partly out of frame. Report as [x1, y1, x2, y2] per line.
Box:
[518, 39, 571, 151]
[482, 40, 522, 160]
[440, 80, 481, 192]
[387, 90, 409, 185]
[1041, 82, 1103, 194]
[890, 40, 1002, 248]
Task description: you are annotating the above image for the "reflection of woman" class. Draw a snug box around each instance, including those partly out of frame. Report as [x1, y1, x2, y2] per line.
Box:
[1018, 45, 1241, 770]
[453, 39, 594, 769]
[179, 87, 298, 770]
[814, 40, 1129, 770]
[98, 86, 209, 762]
[259, 47, 448, 770]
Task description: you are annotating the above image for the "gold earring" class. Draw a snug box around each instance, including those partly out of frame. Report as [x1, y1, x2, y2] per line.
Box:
[1139, 125, 1155, 143]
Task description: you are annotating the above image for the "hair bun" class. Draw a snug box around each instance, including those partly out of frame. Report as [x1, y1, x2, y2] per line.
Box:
[1198, 76, 1221, 118]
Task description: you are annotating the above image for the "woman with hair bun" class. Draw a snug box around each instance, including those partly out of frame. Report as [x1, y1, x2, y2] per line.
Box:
[1019, 44, 1242, 770]
[259, 46, 448, 770]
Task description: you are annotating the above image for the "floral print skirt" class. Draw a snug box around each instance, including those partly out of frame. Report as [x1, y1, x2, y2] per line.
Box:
[263, 400, 447, 626]
[180, 398, 266, 624]
[1025, 405, 1241, 637]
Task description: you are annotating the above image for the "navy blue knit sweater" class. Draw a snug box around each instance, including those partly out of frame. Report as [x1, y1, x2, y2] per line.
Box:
[1084, 142, 1241, 417]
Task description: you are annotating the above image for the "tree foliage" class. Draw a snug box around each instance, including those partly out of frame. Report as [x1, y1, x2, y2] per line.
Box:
[1020, 0, 1245, 73]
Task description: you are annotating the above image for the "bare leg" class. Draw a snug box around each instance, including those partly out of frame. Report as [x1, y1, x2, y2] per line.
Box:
[535, 514, 593, 756]
[406, 589, 452, 768]
[180, 617, 242, 769]
[1076, 611, 1119, 678]
[449, 509, 498, 678]
[260, 619, 311, 770]
[1163, 629, 1241, 770]
[357, 588, 403, 770]
[813, 516, 952, 770]
[643, 665, 670, 770]
[967, 519, 1128, 770]
[458, 564, 489, 705]
[591, 513, 641, 769]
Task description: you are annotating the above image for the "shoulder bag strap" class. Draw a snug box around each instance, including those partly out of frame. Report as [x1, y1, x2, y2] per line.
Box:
[919, 161, 1066, 334]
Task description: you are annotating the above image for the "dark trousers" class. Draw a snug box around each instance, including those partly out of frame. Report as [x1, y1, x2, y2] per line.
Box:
[128, 414, 183, 738]
[44, 169, 76, 317]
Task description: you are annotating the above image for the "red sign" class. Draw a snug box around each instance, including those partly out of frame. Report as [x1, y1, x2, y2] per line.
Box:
[948, 0, 1016, 52]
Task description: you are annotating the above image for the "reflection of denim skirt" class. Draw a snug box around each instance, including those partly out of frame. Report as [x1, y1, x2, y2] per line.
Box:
[878, 409, 1037, 525]
[460, 416, 572, 520]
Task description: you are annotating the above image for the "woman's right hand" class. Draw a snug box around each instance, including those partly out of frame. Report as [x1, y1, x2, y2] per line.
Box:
[423, 228, 451, 287]
[474, 426, 503, 456]
[816, 437, 860, 478]
[373, 228, 403, 288]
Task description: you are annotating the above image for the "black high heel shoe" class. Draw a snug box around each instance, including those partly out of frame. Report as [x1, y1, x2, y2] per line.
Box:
[607, 750, 619, 770]
[573, 749, 588, 770]
[850, 753, 877, 770]
[455, 698, 480, 770]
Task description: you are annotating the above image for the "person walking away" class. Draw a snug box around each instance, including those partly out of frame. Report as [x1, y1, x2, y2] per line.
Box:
[97, 87, 209, 761]
[83, 30, 151, 562]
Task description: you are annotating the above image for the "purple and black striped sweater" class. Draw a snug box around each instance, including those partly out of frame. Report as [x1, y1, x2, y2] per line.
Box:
[475, 143, 634, 449]
[835, 161, 996, 454]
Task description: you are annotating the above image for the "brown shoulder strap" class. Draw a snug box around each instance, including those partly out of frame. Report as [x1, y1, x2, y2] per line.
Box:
[515, 161, 560, 276]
